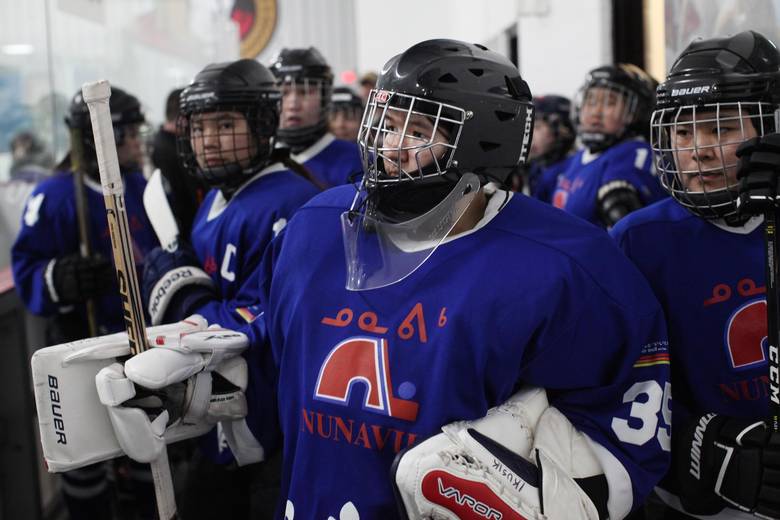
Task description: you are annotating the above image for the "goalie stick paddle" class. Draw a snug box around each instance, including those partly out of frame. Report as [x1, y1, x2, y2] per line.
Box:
[82, 80, 179, 520]
[143, 168, 180, 252]
[766, 110, 780, 434]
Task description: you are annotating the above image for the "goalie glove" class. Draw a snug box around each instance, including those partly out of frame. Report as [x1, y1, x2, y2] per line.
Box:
[95, 323, 249, 464]
[392, 387, 607, 520]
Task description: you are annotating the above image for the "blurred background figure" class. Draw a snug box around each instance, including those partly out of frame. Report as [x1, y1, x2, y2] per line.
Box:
[511, 95, 576, 201]
[9, 131, 54, 183]
[328, 86, 363, 142]
[150, 87, 208, 241]
[270, 47, 363, 187]
[358, 71, 377, 106]
[551, 64, 666, 229]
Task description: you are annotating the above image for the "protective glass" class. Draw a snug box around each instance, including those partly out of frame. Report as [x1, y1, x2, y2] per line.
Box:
[341, 172, 480, 291]
[358, 89, 466, 187]
[651, 102, 773, 219]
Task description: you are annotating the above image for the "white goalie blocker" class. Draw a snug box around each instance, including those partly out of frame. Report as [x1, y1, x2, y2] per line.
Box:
[32, 315, 249, 473]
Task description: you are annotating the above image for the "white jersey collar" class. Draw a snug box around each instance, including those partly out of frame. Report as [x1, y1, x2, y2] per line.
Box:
[206, 162, 288, 222]
[709, 214, 763, 235]
[290, 133, 336, 164]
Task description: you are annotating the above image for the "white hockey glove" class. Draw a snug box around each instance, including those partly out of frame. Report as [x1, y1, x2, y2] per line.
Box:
[95, 321, 249, 464]
[392, 387, 607, 520]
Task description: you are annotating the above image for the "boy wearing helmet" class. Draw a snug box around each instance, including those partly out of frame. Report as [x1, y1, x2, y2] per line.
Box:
[553, 64, 667, 228]
[244, 40, 668, 518]
[611, 31, 780, 519]
[269, 47, 363, 187]
[328, 86, 363, 142]
[122, 40, 671, 519]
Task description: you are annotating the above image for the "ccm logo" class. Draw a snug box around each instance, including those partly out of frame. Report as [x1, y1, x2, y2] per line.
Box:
[671, 86, 711, 96]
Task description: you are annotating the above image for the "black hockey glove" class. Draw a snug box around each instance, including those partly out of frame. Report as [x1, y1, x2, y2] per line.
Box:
[50, 253, 116, 304]
[141, 244, 215, 325]
[676, 413, 780, 519]
[736, 134, 780, 215]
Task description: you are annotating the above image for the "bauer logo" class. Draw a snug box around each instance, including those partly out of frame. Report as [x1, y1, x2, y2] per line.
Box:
[670, 85, 712, 97]
[48, 375, 67, 445]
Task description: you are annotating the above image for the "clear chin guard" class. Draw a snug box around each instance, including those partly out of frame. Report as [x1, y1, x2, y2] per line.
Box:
[341, 173, 481, 291]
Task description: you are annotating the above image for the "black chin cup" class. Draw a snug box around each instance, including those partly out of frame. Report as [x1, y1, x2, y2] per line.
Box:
[277, 118, 328, 153]
[368, 173, 461, 224]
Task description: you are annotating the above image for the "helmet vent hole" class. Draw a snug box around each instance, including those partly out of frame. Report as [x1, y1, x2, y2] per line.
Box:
[479, 141, 501, 151]
[494, 110, 515, 122]
[438, 73, 458, 83]
[474, 44, 488, 51]
[469, 68, 485, 77]
[445, 47, 460, 52]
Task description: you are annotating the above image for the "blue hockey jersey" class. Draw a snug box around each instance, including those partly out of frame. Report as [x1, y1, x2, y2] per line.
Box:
[190, 164, 320, 329]
[12, 170, 158, 334]
[291, 133, 363, 188]
[529, 155, 573, 203]
[249, 186, 671, 519]
[552, 139, 666, 227]
[611, 199, 768, 517]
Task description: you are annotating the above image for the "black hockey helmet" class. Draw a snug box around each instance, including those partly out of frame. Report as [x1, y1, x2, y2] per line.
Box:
[651, 30, 780, 220]
[177, 58, 281, 191]
[332, 86, 363, 114]
[269, 47, 333, 150]
[573, 63, 657, 151]
[64, 86, 145, 174]
[360, 39, 533, 188]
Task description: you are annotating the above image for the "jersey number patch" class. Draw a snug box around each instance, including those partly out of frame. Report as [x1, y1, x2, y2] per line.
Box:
[611, 380, 671, 451]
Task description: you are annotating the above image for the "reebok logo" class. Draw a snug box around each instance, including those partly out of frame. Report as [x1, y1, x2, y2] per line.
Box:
[671, 85, 712, 97]
[689, 413, 716, 479]
[149, 267, 202, 316]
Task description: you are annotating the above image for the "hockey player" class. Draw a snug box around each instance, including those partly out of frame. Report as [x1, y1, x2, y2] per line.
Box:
[552, 64, 666, 228]
[269, 47, 363, 187]
[12, 87, 158, 519]
[142, 58, 320, 330]
[140, 59, 320, 518]
[328, 86, 363, 142]
[610, 31, 780, 519]
[513, 94, 575, 201]
[119, 39, 669, 518]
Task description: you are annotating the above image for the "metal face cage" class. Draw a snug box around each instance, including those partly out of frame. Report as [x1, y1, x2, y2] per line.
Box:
[358, 89, 466, 187]
[651, 102, 773, 219]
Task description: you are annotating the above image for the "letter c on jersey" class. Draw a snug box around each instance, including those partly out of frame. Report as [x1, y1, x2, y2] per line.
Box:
[314, 337, 419, 421]
[220, 243, 237, 282]
[726, 299, 767, 369]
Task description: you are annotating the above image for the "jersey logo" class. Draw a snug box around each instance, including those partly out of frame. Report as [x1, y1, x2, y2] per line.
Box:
[552, 189, 568, 209]
[24, 193, 44, 227]
[314, 337, 419, 422]
[725, 298, 767, 370]
[220, 243, 237, 282]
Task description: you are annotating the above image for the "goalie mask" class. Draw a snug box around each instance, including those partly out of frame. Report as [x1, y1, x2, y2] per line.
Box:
[651, 30, 780, 221]
[177, 59, 280, 192]
[269, 47, 333, 151]
[573, 64, 657, 152]
[342, 39, 534, 291]
[65, 86, 146, 176]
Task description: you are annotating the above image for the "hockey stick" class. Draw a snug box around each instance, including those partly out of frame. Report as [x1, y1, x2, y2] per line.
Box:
[82, 80, 179, 520]
[765, 111, 780, 434]
[143, 168, 180, 252]
[71, 128, 99, 337]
